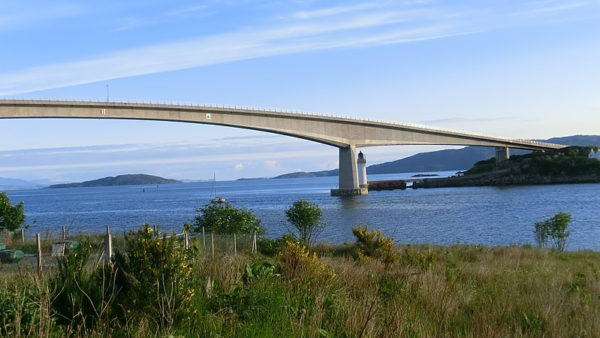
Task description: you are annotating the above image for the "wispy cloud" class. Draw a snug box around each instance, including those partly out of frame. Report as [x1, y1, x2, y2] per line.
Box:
[0, 8, 466, 96]
[518, 0, 589, 15]
[166, 5, 209, 17]
[0, 148, 330, 173]
[0, 0, 596, 96]
[290, 2, 382, 19]
[112, 4, 212, 31]
[0, 3, 85, 31]
[508, 0, 597, 23]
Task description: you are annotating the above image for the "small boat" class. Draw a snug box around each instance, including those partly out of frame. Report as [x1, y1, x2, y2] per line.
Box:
[212, 197, 226, 204]
[210, 173, 226, 204]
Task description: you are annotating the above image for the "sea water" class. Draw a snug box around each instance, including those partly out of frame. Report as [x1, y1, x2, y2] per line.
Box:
[5, 172, 600, 250]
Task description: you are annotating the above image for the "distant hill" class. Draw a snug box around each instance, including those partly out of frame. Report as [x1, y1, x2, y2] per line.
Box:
[545, 135, 600, 146]
[273, 135, 600, 178]
[274, 169, 338, 179]
[0, 177, 44, 191]
[48, 174, 180, 188]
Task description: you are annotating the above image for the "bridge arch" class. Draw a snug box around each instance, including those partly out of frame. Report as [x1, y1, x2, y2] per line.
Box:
[0, 100, 566, 195]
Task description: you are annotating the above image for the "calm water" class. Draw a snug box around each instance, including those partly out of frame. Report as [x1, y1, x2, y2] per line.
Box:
[5, 173, 600, 251]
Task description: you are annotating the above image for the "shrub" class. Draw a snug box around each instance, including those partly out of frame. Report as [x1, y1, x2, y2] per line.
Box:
[278, 240, 335, 283]
[257, 234, 296, 257]
[285, 200, 324, 245]
[193, 201, 264, 235]
[352, 225, 398, 266]
[50, 241, 110, 331]
[534, 212, 571, 251]
[112, 224, 195, 330]
[0, 192, 25, 232]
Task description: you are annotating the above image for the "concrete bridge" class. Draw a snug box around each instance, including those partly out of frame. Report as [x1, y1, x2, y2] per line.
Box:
[0, 100, 566, 195]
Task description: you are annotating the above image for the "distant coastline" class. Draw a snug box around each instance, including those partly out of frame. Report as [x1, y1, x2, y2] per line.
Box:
[413, 147, 600, 189]
[270, 135, 600, 180]
[47, 174, 181, 189]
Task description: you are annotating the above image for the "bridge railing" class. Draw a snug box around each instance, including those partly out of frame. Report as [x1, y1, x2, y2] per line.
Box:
[1, 98, 564, 149]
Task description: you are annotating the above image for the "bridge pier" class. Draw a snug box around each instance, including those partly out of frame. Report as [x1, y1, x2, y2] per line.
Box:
[495, 147, 510, 163]
[331, 145, 368, 196]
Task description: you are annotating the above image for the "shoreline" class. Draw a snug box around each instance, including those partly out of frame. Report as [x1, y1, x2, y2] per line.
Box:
[412, 175, 600, 189]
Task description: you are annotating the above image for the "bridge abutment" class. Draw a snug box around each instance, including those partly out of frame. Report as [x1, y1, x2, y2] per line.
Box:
[495, 147, 510, 163]
[331, 145, 368, 196]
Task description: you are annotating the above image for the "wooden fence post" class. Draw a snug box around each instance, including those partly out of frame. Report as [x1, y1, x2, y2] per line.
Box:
[202, 227, 206, 248]
[36, 233, 42, 275]
[211, 231, 215, 259]
[252, 231, 257, 253]
[233, 233, 237, 255]
[184, 231, 190, 250]
[62, 226, 67, 240]
[21, 228, 25, 243]
[105, 225, 113, 264]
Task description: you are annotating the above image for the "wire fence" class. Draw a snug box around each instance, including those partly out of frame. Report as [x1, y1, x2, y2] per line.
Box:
[0, 226, 258, 276]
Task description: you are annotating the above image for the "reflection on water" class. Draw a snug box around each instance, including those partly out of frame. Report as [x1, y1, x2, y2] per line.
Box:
[5, 173, 600, 251]
[338, 196, 364, 210]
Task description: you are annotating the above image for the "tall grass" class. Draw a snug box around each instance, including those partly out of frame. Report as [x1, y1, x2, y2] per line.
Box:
[1, 231, 599, 336]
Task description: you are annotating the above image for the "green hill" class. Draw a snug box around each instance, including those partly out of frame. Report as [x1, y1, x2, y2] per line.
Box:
[48, 174, 180, 188]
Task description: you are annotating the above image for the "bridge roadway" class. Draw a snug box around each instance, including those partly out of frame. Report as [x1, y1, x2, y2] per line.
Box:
[0, 100, 566, 196]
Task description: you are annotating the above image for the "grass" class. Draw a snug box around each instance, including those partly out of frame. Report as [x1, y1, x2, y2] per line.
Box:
[1, 232, 599, 337]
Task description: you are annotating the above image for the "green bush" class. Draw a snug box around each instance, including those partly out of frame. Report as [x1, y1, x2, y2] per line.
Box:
[112, 224, 195, 330]
[257, 234, 296, 256]
[193, 201, 264, 235]
[0, 192, 25, 232]
[50, 241, 108, 331]
[534, 212, 571, 251]
[285, 200, 324, 245]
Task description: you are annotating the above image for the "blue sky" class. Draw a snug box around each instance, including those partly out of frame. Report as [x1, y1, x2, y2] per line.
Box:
[1, 0, 599, 182]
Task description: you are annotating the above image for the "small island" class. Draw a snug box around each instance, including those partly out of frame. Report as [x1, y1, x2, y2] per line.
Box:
[413, 146, 600, 188]
[273, 169, 338, 179]
[47, 174, 181, 188]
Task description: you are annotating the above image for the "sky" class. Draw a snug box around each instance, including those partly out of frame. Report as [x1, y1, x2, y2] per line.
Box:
[0, 0, 599, 183]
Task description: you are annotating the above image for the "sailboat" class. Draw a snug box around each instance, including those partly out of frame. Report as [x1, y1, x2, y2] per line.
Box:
[210, 173, 226, 204]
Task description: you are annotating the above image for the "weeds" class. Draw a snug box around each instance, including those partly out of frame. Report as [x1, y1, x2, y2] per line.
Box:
[2, 225, 600, 337]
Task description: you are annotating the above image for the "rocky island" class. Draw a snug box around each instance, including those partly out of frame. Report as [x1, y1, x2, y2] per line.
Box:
[413, 146, 600, 188]
[48, 174, 181, 188]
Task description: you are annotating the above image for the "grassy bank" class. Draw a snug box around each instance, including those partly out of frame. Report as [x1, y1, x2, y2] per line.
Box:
[1, 228, 599, 337]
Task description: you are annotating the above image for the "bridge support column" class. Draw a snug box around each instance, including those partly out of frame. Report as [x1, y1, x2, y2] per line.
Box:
[331, 145, 368, 196]
[495, 147, 510, 163]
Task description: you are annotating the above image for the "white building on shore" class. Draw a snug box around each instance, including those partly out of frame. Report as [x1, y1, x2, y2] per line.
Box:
[589, 149, 600, 160]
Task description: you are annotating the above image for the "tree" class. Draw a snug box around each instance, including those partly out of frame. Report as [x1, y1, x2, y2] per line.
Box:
[193, 201, 264, 235]
[0, 192, 26, 232]
[534, 212, 571, 251]
[285, 200, 324, 245]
